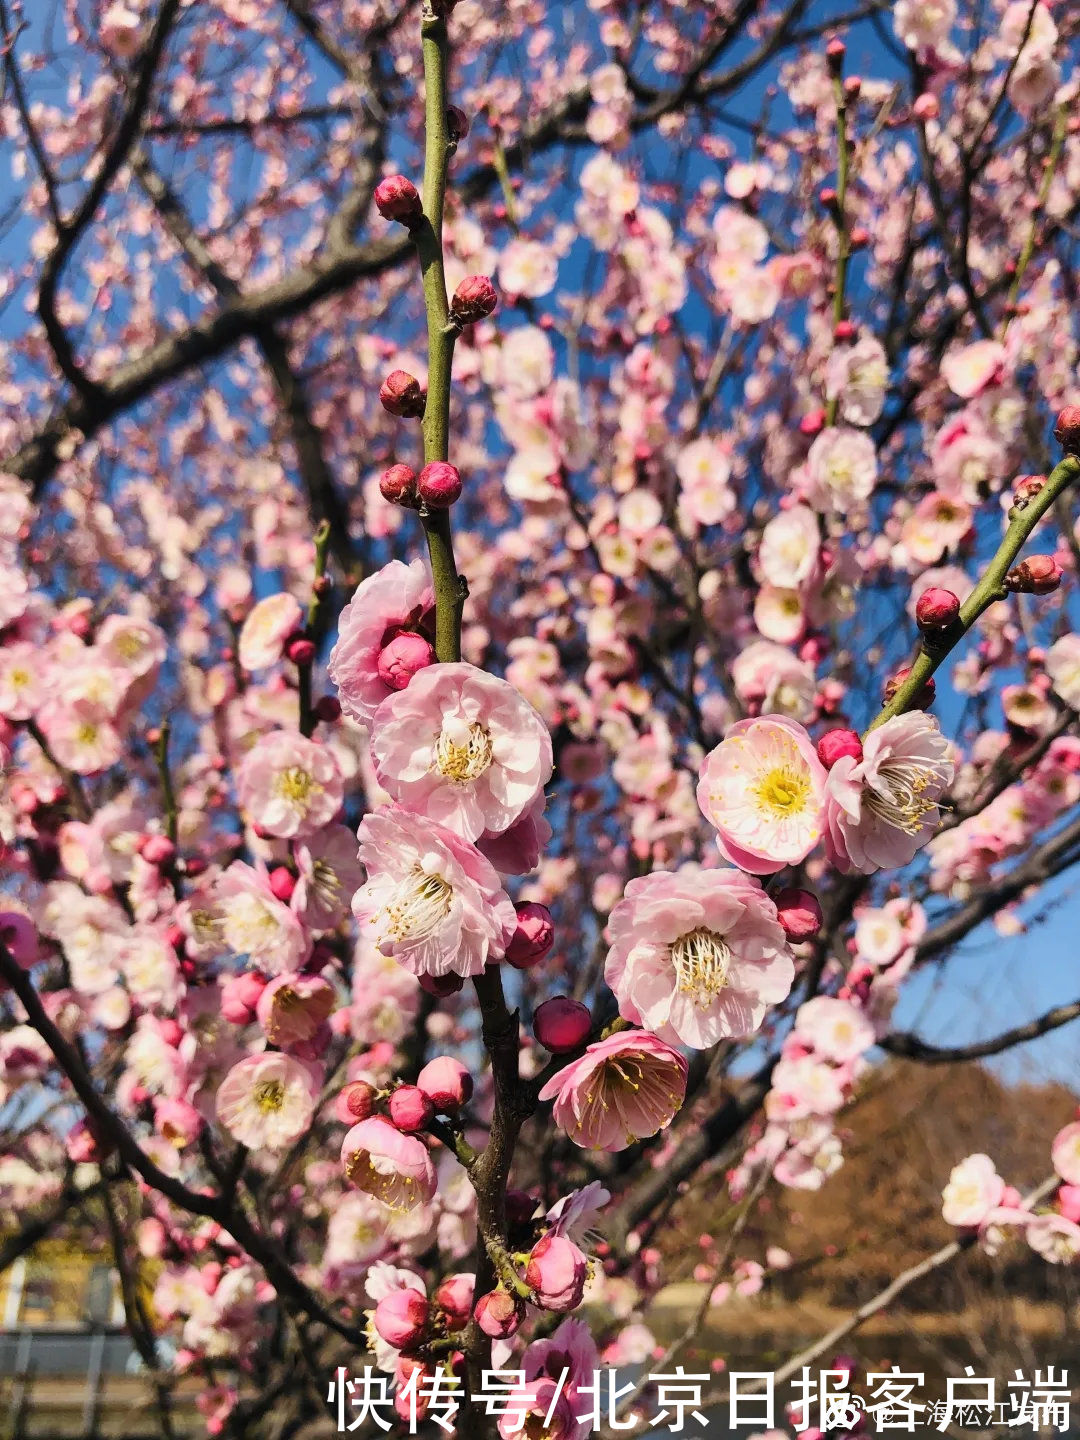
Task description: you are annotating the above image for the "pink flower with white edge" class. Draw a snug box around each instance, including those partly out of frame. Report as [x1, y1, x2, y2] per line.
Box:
[893, 0, 955, 49]
[341, 1115, 436, 1211]
[941, 340, 1006, 399]
[538, 1030, 687, 1152]
[824, 336, 888, 426]
[825, 712, 953, 874]
[215, 1052, 319, 1150]
[237, 730, 343, 839]
[941, 1153, 1005, 1228]
[352, 806, 516, 979]
[802, 427, 878, 514]
[328, 559, 434, 726]
[215, 864, 312, 974]
[1052, 1122, 1080, 1185]
[370, 662, 552, 843]
[697, 716, 827, 874]
[1046, 634, 1080, 709]
[291, 824, 365, 930]
[793, 996, 875, 1064]
[238, 593, 303, 672]
[36, 703, 123, 776]
[256, 973, 336, 1049]
[757, 505, 820, 589]
[604, 867, 795, 1048]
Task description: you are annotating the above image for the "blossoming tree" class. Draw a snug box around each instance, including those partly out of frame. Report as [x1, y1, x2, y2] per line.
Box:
[0, 0, 1079, 1434]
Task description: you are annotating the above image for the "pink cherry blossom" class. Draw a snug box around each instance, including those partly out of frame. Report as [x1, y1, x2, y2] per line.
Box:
[604, 867, 795, 1048]
[351, 805, 516, 978]
[215, 1053, 319, 1150]
[825, 712, 954, 874]
[236, 730, 344, 839]
[538, 1030, 688, 1151]
[341, 1116, 436, 1211]
[328, 559, 434, 726]
[237, 593, 303, 672]
[794, 997, 875, 1064]
[1051, 1122, 1080, 1185]
[698, 716, 828, 875]
[941, 1153, 1005, 1228]
[801, 427, 878, 513]
[370, 662, 552, 842]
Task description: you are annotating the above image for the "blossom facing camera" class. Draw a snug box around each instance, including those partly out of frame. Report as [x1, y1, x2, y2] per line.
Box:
[697, 715, 827, 874]
[450, 274, 498, 326]
[341, 1115, 436, 1210]
[374, 175, 423, 227]
[538, 1030, 688, 1151]
[236, 730, 344, 839]
[215, 1053, 318, 1151]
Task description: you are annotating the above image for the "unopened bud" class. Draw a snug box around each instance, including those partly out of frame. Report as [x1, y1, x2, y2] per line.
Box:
[450, 274, 498, 326]
[378, 631, 436, 690]
[285, 635, 316, 666]
[915, 586, 961, 632]
[1005, 555, 1063, 595]
[505, 902, 555, 969]
[379, 370, 426, 418]
[335, 1080, 378, 1124]
[800, 408, 827, 436]
[389, 1085, 434, 1133]
[417, 461, 462, 509]
[1053, 405, 1080, 455]
[834, 319, 857, 342]
[474, 1289, 524, 1339]
[773, 887, 824, 942]
[374, 174, 423, 227]
[843, 75, 862, 100]
[534, 996, 591, 1053]
[315, 695, 342, 723]
[816, 728, 862, 769]
[268, 866, 296, 902]
[913, 92, 939, 121]
[884, 666, 936, 706]
[379, 463, 418, 506]
[826, 37, 846, 72]
[446, 106, 469, 144]
[1012, 473, 1046, 510]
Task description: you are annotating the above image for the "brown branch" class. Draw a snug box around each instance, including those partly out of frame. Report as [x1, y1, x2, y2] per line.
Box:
[882, 998, 1080, 1063]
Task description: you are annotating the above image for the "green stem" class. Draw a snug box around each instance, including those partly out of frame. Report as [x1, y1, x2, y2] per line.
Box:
[867, 454, 1080, 733]
[155, 720, 178, 845]
[415, 5, 464, 664]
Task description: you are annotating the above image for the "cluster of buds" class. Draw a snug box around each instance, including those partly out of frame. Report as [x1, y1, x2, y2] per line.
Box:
[334, 1056, 472, 1135]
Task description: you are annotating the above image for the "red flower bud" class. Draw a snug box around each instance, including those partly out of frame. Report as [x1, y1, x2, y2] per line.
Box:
[285, 635, 316, 666]
[819, 186, 838, 208]
[380, 370, 426, 418]
[826, 37, 846, 69]
[773, 887, 823, 942]
[268, 866, 296, 902]
[418, 972, 465, 997]
[450, 274, 498, 326]
[913, 92, 939, 121]
[374, 174, 423, 227]
[504, 902, 555, 969]
[315, 695, 342, 723]
[434, 1274, 474, 1330]
[377, 631, 436, 690]
[373, 1288, 429, 1350]
[1005, 554, 1063, 595]
[417, 461, 462, 509]
[1012, 473, 1046, 509]
[915, 586, 961, 631]
[446, 106, 470, 143]
[379, 463, 418, 506]
[139, 834, 176, 867]
[388, 1084, 434, 1133]
[833, 319, 857, 342]
[843, 75, 862, 100]
[800, 408, 827, 436]
[417, 1056, 473, 1113]
[816, 728, 862, 768]
[473, 1289, 524, 1338]
[1053, 405, 1080, 454]
[335, 1080, 378, 1124]
[534, 996, 591, 1053]
[883, 667, 936, 706]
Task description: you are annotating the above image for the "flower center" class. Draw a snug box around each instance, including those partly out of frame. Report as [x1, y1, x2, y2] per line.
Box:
[274, 766, 318, 804]
[865, 760, 941, 835]
[382, 867, 452, 941]
[254, 1079, 284, 1113]
[76, 721, 99, 746]
[670, 927, 732, 1002]
[753, 765, 810, 816]
[434, 718, 492, 784]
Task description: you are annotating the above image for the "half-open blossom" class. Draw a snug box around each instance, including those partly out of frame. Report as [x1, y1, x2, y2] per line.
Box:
[341, 1115, 436, 1211]
[941, 1153, 1005, 1228]
[1027, 1213, 1080, 1265]
[697, 716, 827, 874]
[352, 806, 516, 978]
[328, 559, 434, 726]
[538, 1030, 688, 1151]
[1052, 1122, 1080, 1185]
[256, 973, 336, 1049]
[604, 867, 795, 1048]
[825, 712, 953, 874]
[525, 1232, 587, 1312]
[215, 1053, 318, 1150]
[238, 593, 303, 672]
[370, 662, 552, 842]
[237, 730, 344, 839]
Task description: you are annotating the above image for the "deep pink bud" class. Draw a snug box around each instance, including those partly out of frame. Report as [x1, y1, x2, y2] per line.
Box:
[417, 461, 462, 508]
[915, 586, 961, 631]
[884, 667, 936, 706]
[139, 834, 176, 866]
[1059, 1184, 1080, 1224]
[473, 1289, 524, 1338]
[377, 631, 436, 690]
[1006, 555, 1063, 595]
[416, 1056, 473, 1112]
[268, 866, 296, 902]
[374, 174, 423, 227]
[534, 996, 591, 1053]
[826, 36, 846, 67]
[335, 1080, 378, 1124]
[0, 912, 39, 969]
[450, 274, 498, 326]
[446, 106, 469, 143]
[819, 186, 838, 208]
[389, 1085, 434, 1133]
[433, 1273, 474, 1330]
[773, 887, 823, 942]
[525, 1232, 587, 1312]
[220, 971, 267, 1025]
[816, 728, 862, 769]
[800, 408, 826, 436]
[379, 463, 418, 506]
[285, 635, 316, 665]
[843, 75, 861, 100]
[158, 1019, 184, 1048]
[315, 695, 342, 723]
[912, 92, 939, 121]
[373, 1288, 429, 1350]
[833, 319, 857, 342]
[418, 972, 465, 997]
[505, 902, 555, 969]
[380, 370, 426, 418]
[1053, 405, 1080, 454]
